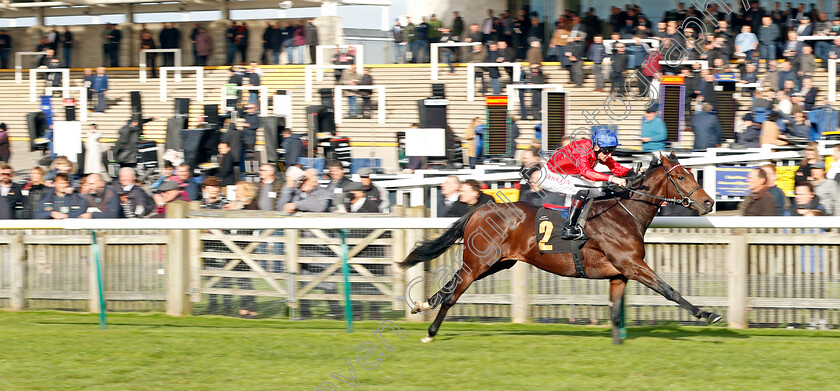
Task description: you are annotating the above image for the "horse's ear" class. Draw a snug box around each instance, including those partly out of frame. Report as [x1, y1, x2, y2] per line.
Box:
[648, 155, 660, 171]
[668, 151, 679, 163]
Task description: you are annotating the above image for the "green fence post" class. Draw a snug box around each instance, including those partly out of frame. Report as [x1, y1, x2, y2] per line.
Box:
[340, 229, 353, 333]
[91, 230, 107, 330]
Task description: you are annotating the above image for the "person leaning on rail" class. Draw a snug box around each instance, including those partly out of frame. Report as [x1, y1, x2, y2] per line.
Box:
[740, 168, 776, 216]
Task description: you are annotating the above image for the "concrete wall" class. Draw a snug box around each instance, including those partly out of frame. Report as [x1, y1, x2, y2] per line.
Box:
[405, 0, 506, 30]
[3, 17, 342, 69]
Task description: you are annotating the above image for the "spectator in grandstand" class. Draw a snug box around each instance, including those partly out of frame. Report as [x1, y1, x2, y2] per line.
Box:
[795, 14, 813, 36]
[640, 106, 667, 152]
[357, 168, 389, 212]
[799, 78, 818, 111]
[782, 31, 804, 73]
[588, 35, 606, 92]
[0, 164, 25, 219]
[222, 181, 258, 210]
[278, 170, 330, 213]
[61, 27, 72, 68]
[103, 23, 121, 67]
[451, 11, 464, 41]
[325, 162, 352, 211]
[140, 30, 158, 78]
[799, 45, 818, 78]
[609, 43, 628, 95]
[391, 18, 405, 64]
[91, 67, 108, 113]
[827, 145, 840, 183]
[225, 22, 237, 65]
[789, 110, 812, 140]
[437, 175, 461, 217]
[760, 111, 788, 146]
[260, 22, 276, 65]
[759, 164, 787, 216]
[216, 141, 238, 189]
[741, 168, 776, 216]
[305, 19, 319, 64]
[174, 163, 200, 201]
[281, 127, 302, 169]
[200, 176, 227, 209]
[485, 42, 503, 95]
[734, 25, 759, 65]
[235, 22, 249, 64]
[403, 18, 416, 63]
[496, 40, 515, 79]
[794, 142, 820, 187]
[565, 37, 584, 88]
[116, 167, 153, 218]
[241, 104, 260, 152]
[758, 17, 780, 62]
[0, 29, 11, 69]
[690, 103, 722, 151]
[339, 64, 360, 118]
[21, 167, 46, 219]
[736, 113, 761, 148]
[148, 180, 188, 218]
[520, 63, 545, 119]
[789, 181, 824, 216]
[35, 173, 87, 219]
[467, 44, 487, 96]
[292, 21, 305, 65]
[159, 23, 180, 67]
[358, 67, 375, 119]
[415, 17, 429, 63]
[526, 40, 544, 66]
[464, 117, 484, 167]
[256, 164, 281, 211]
[46, 156, 80, 188]
[344, 182, 380, 213]
[0, 123, 9, 163]
[811, 161, 839, 216]
[194, 27, 212, 66]
[79, 173, 120, 219]
[445, 179, 495, 217]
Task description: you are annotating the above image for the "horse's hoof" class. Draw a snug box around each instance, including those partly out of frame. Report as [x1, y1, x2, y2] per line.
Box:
[420, 336, 434, 343]
[707, 313, 723, 324]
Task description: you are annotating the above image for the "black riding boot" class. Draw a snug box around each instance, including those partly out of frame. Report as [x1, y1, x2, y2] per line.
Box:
[561, 190, 589, 240]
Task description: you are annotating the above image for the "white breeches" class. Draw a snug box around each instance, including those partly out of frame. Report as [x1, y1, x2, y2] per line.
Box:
[537, 166, 605, 197]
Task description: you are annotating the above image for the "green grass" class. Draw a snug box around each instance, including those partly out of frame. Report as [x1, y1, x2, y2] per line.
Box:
[1, 311, 840, 390]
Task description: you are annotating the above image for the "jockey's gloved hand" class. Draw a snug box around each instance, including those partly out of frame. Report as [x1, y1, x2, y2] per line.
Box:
[608, 176, 627, 188]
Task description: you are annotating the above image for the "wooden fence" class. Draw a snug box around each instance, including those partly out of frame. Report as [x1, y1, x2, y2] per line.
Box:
[1, 204, 839, 328]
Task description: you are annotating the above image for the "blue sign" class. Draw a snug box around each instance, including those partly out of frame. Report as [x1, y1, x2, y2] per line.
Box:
[714, 73, 737, 82]
[716, 166, 756, 197]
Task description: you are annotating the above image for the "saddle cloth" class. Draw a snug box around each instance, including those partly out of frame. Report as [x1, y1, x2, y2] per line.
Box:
[535, 203, 590, 254]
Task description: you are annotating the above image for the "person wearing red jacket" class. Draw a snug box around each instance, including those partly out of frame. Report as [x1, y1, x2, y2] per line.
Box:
[540, 127, 633, 239]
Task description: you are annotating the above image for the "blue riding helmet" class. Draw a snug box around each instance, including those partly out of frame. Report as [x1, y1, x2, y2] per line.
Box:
[591, 125, 620, 148]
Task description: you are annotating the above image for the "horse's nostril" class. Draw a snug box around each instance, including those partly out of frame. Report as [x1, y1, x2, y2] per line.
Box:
[704, 200, 713, 206]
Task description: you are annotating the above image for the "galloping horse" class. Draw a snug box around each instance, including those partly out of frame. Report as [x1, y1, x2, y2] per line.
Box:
[399, 153, 721, 345]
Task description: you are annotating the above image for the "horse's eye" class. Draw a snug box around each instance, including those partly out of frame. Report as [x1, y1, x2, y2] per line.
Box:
[678, 176, 685, 181]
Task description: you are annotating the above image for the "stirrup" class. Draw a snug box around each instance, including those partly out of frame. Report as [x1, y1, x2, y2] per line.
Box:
[560, 226, 584, 240]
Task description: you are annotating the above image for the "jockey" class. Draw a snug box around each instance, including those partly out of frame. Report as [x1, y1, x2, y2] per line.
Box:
[540, 127, 633, 239]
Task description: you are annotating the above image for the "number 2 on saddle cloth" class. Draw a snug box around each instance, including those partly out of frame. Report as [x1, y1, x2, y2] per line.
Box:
[535, 204, 590, 278]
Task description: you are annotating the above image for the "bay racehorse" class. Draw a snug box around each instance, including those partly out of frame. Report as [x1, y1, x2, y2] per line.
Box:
[399, 152, 721, 344]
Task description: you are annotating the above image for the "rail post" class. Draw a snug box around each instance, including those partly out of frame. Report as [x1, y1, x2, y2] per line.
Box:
[727, 228, 749, 329]
[391, 205, 406, 312]
[88, 231, 106, 314]
[165, 201, 191, 316]
[9, 234, 26, 310]
[404, 206, 426, 322]
[285, 228, 300, 320]
[187, 202, 202, 303]
[511, 262, 531, 323]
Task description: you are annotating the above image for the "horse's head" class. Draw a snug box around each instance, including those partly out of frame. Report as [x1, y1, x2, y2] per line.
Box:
[658, 152, 715, 215]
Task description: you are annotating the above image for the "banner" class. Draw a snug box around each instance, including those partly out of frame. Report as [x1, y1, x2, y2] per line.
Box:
[715, 166, 754, 197]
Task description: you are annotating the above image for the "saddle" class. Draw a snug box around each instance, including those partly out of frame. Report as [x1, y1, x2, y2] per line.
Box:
[535, 201, 592, 278]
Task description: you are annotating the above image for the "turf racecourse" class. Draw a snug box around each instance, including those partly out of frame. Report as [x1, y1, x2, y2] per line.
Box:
[2, 312, 840, 391]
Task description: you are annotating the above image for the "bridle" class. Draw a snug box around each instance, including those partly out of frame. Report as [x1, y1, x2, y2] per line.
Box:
[621, 163, 702, 208]
[613, 163, 703, 229]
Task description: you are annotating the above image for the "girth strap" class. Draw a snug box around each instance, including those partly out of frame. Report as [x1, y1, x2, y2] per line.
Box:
[571, 239, 586, 278]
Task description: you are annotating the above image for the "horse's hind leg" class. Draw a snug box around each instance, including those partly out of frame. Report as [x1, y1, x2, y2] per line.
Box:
[608, 277, 628, 345]
[623, 261, 722, 324]
[419, 267, 478, 343]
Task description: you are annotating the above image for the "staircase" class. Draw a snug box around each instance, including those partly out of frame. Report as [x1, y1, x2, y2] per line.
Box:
[0, 62, 833, 171]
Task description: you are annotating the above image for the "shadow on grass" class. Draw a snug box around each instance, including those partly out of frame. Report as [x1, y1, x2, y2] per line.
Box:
[435, 324, 750, 342]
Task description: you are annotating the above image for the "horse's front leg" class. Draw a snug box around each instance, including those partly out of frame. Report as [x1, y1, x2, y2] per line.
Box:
[618, 257, 722, 324]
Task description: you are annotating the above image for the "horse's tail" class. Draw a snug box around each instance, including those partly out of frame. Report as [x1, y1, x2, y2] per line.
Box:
[398, 207, 477, 269]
